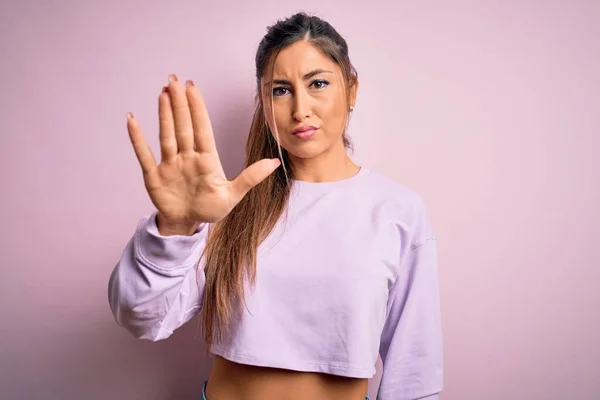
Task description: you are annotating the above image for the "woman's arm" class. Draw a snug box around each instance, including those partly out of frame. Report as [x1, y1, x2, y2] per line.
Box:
[377, 238, 443, 400]
[108, 212, 208, 341]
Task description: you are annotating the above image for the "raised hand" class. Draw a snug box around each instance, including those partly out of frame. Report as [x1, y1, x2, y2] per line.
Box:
[126, 75, 280, 235]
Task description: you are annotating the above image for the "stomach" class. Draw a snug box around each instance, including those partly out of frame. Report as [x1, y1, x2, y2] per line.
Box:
[205, 355, 369, 400]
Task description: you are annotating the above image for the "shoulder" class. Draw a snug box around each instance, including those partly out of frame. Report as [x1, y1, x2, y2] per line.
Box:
[357, 168, 435, 245]
[359, 168, 422, 203]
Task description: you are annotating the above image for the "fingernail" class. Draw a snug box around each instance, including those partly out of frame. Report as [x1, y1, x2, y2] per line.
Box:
[169, 74, 178, 82]
[186, 80, 194, 88]
[127, 112, 133, 119]
[162, 86, 169, 93]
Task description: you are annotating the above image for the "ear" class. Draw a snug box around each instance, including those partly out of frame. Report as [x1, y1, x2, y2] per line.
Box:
[349, 77, 359, 109]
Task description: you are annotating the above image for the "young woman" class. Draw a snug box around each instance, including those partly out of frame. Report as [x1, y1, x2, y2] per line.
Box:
[108, 12, 443, 400]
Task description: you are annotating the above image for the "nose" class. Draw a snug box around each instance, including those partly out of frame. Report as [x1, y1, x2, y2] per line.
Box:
[292, 89, 312, 121]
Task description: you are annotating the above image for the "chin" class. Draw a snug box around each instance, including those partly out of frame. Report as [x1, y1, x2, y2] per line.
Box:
[283, 141, 328, 160]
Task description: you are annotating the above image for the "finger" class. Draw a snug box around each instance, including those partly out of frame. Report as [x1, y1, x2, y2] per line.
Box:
[127, 113, 157, 174]
[159, 88, 177, 161]
[167, 74, 195, 153]
[230, 158, 281, 201]
[186, 80, 217, 153]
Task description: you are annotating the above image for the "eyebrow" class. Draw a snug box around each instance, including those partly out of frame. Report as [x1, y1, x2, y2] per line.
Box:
[264, 69, 333, 88]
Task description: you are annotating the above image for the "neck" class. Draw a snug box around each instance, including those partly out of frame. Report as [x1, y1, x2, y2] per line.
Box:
[288, 141, 360, 183]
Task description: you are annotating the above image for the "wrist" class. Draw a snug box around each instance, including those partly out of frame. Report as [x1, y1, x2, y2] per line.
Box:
[155, 213, 201, 236]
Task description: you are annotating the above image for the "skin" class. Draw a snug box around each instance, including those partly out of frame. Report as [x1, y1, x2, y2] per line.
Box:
[205, 41, 367, 400]
[206, 356, 369, 400]
[126, 40, 366, 399]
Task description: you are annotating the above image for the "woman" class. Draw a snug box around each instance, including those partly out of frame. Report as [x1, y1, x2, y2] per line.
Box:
[108, 12, 443, 400]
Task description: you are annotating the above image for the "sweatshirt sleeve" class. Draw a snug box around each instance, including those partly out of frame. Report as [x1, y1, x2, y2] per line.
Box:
[377, 238, 443, 400]
[108, 211, 209, 341]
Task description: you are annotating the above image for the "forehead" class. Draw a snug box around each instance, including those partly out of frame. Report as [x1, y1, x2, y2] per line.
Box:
[270, 40, 339, 78]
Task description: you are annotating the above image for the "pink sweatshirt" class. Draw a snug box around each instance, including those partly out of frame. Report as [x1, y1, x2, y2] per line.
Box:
[108, 167, 443, 399]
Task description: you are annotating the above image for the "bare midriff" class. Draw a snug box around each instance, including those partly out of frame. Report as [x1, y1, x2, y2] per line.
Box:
[205, 355, 369, 400]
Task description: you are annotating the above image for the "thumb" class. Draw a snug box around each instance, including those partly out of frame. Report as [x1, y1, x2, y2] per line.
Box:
[230, 158, 281, 200]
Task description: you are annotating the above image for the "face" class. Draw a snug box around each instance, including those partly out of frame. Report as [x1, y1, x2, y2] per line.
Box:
[261, 40, 358, 161]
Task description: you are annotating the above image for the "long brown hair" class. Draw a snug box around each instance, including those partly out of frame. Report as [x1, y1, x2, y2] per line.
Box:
[197, 12, 359, 349]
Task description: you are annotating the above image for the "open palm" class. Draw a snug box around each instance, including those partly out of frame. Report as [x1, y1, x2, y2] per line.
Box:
[126, 75, 280, 229]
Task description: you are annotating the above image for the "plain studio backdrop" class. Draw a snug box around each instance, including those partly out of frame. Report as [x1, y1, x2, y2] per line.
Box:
[0, 0, 598, 399]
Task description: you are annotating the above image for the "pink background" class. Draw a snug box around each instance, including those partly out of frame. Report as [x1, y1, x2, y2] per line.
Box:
[1, 0, 598, 399]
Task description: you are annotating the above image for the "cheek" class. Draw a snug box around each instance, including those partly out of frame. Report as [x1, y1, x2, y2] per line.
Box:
[320, 98, 347, 133]
[263, 108, 279, 133]
[317, 88, 346, 116]
[327, 99, 346, 118]
[264, 105, 290, 143]
[273, 104, 289, 123]
[263, 98, 284, 123]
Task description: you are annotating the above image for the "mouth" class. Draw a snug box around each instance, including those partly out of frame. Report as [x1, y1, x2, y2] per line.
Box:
[292, 125, 319, 139]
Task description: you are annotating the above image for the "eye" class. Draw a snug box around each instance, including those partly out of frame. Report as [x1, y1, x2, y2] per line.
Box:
[273, 87, 289, 97]
[311, 79, 329, 89]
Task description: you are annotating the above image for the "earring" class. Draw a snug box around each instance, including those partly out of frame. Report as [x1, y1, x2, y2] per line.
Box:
[349, 106, 354, 112]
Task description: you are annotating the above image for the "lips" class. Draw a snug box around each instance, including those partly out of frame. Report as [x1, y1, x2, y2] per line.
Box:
[292, 125, 319, 135]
